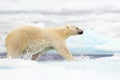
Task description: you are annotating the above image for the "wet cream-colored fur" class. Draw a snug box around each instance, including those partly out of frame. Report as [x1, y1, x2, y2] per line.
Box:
[6, 25, 83, 61]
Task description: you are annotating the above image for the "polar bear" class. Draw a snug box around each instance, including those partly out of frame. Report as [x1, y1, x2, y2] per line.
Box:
[6, 25, 83, 61]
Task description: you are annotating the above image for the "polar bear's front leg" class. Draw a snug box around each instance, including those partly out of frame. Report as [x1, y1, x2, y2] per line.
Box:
[54, 42, 74, 61]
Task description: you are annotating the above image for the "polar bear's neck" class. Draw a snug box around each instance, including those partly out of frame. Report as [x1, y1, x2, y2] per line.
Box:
[56, 27, 70, 39]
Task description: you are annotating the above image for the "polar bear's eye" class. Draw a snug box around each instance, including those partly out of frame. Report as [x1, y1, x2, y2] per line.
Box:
[76, 27, 79, 30]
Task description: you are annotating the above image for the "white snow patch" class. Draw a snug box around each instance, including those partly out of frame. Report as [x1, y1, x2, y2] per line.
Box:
[0, 57, 120, 80]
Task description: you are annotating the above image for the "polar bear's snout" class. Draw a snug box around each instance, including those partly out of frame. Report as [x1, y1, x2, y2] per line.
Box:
[78, 30, 83, 34]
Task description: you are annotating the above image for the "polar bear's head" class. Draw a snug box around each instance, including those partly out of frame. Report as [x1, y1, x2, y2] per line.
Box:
[66, 25, 83, 36]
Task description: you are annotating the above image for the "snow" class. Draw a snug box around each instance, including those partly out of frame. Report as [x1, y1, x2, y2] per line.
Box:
[0, 56, 120, 80]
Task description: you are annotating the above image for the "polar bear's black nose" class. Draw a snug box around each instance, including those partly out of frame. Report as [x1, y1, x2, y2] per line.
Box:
[78, 31, 83, 34]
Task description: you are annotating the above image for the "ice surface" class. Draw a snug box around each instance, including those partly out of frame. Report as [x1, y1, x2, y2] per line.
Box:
[0, 56, 120, 80]
[95, 38, 120, 52]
